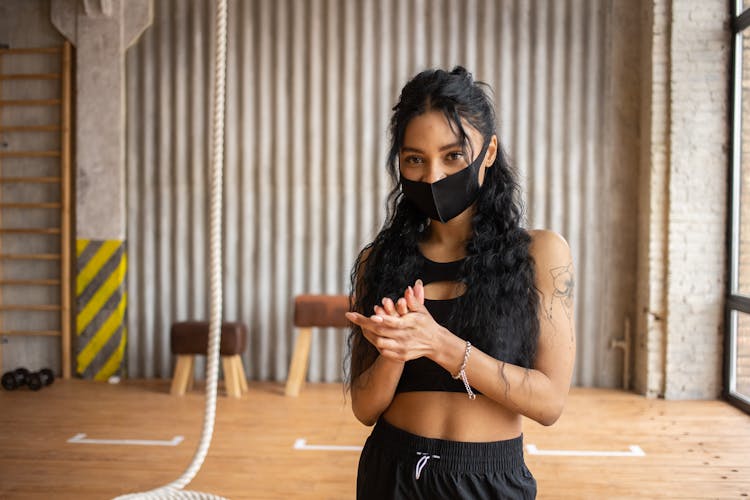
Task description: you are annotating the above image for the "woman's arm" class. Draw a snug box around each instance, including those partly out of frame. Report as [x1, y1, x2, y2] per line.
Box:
[349, 288, 425, 426]
[350, 352, 404, 426]
[346, 230, 576, 426]
[434, 230, 575, 425]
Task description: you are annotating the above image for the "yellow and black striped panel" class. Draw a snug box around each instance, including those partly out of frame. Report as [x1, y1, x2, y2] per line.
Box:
[76, 239, 127, 381]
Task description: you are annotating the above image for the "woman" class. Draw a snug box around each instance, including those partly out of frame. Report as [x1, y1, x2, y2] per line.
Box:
[345, 66, 575, 499]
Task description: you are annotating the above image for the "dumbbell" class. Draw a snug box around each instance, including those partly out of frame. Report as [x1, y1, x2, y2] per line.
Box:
[27, 368, 54, 391]
[1, 367, 30, 391]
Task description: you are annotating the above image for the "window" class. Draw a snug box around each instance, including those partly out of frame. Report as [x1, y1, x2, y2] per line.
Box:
[726, 1, 750, 413]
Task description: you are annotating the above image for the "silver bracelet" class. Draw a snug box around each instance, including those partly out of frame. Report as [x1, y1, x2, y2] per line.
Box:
[452, 341, 476, 400]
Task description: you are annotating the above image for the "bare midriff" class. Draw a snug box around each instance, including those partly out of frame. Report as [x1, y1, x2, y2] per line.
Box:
[381, 391, 522, 442]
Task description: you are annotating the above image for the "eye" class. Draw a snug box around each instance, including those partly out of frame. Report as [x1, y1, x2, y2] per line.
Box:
[403, 155, 424, 165]
[446, 151, 464, 162]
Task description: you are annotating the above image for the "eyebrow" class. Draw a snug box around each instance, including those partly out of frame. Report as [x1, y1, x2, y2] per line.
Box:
[401, 142, 463, 154]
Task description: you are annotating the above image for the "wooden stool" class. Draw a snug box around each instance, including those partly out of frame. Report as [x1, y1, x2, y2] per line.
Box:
[170, 321, 249, 398]
[285, 294, 350, 397]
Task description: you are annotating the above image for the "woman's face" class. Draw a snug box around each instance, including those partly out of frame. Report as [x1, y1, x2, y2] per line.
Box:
[399, 109, 497, 185]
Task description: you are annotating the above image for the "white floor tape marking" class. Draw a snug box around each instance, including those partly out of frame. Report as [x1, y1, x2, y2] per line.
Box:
[293, 438, 362, 451]
[292, 439, 645, 457]
[68, 433, 184, 446]
[525, 444, 645, 457]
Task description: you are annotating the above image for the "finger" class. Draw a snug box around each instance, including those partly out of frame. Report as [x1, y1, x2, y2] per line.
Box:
[405, 286, 422, 312]
[377, 313, 403, 328]
[346, 312, 369, 330]
[352, 315, 404, 340]
[360, 327, 410, 362]
[415, 279, 425, 305]
[382, 297, 398, 316]
[373, 305, 388, 317]
[345, 311, 363, 324]
[361, 330, 397, 357]
[345, 311, 384, 330]
[357, 313, 402, 333]
[396, 296, 409, 316]
[362, 329, 397, 350]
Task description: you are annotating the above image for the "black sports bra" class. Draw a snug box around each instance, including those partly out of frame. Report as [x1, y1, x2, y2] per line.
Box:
[395, 252, 482, 395]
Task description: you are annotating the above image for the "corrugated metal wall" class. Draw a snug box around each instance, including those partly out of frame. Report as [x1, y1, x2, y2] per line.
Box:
[125, 0, 619, 385]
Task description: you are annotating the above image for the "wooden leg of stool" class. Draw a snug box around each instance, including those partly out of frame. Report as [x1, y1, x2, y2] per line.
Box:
[285, 327, 312, 397]
[170, 355, 193, 396]
[222, 356, 241, 398]
[233, 355, 248, 393]
[186, 357, 195, 392]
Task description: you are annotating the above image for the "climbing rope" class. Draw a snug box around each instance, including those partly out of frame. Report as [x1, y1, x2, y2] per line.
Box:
[114, 0, 228, 497]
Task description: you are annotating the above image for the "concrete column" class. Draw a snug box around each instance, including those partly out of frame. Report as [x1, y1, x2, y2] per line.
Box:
[50, 0, 152, 380]
[51, 0, 151, 240]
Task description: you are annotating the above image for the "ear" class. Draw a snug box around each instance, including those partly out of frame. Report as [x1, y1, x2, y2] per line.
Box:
[485, 134, 498, 167]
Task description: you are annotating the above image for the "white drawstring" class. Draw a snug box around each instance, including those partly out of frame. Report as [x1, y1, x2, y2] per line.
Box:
[415, 452, 440, 480]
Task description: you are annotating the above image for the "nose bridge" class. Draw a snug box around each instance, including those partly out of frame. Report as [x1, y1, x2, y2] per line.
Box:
[423, 158, 443, 183]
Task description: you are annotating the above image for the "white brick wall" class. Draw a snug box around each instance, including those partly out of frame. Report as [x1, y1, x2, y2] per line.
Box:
[636, 0, 729, 399]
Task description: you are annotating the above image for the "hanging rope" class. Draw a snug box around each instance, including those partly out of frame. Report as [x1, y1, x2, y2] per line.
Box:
[114, 0, 228, 497]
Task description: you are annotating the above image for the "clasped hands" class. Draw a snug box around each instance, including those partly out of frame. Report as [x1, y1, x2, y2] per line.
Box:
[345, 279, 444, 362]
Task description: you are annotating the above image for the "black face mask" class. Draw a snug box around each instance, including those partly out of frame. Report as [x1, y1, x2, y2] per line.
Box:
[400, 141, 490, 223]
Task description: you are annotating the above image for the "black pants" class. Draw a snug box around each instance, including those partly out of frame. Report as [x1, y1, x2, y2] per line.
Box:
[357, 418, 536, 500]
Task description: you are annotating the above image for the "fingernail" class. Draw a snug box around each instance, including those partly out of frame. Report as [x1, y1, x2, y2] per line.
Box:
[416, 279, 423, 287]
[407, 286, 413, 295]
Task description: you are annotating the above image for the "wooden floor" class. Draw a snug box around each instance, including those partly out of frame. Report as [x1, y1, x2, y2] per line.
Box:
[0, 380, 749, 500]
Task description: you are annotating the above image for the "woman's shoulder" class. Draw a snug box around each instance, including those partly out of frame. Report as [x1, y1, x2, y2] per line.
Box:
[525, 229, 572, 266]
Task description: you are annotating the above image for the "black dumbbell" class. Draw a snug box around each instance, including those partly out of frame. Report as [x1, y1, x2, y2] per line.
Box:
[1, 367, 30, 391]
[26, 368, 55, 391]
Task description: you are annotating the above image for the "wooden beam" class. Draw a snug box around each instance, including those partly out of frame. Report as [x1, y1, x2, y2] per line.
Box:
[61, 40, 73, 379]
[0, 125, 61, 132]
[0, 304, 62, 312]
[0, 202, 62, 209]
[0, 176, 61, 183]
[0, 151, 61, 158]
[0, 330, 61, 336]
[0, 253, 60, 260]
[0, 73, 61, 80]
[0, 99, 62, 106]
[0, 47, 62, 54]
[0, 279, 61, 286]
[0, 228, 62, 235]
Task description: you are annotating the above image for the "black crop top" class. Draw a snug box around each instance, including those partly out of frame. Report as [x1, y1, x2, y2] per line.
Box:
[395, 253, 483, 395]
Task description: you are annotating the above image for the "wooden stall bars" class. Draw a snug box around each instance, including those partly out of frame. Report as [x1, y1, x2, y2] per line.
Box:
[0, 42, 73, 378]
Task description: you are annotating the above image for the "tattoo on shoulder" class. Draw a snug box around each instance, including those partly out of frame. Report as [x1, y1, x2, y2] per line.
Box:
[550, 262, 574, 320]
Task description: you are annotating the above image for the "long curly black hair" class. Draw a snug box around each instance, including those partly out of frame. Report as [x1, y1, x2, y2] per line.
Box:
[346, 66, 540, 388]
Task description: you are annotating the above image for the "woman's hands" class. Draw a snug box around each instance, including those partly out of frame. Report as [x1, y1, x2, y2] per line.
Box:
[345, 280, 447, 363]
[347, 279, 466, 426]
